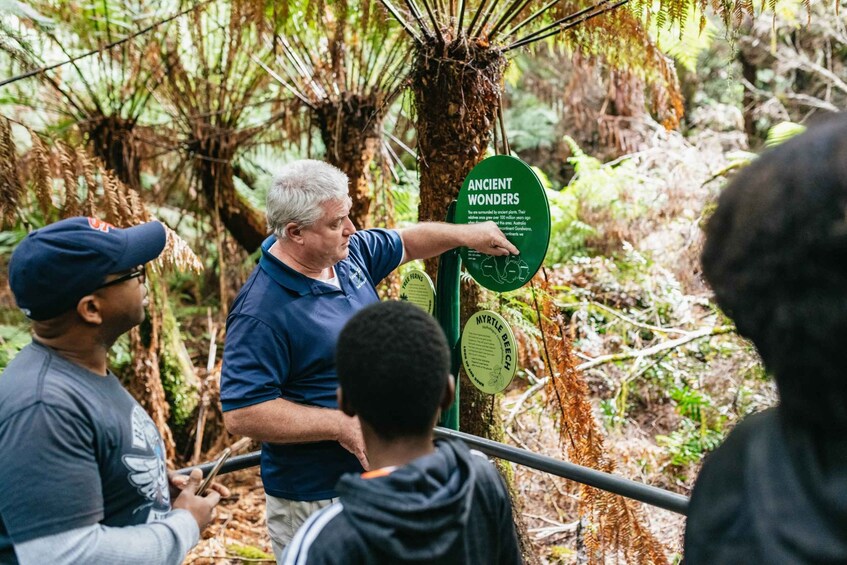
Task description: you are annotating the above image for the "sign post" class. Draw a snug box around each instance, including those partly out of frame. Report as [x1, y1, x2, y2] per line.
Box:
[455, 155, 550, 395]
[434, 155, 551, 424]
[436, 203, 462, 430]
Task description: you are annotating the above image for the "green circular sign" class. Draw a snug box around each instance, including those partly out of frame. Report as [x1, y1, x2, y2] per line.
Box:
[455, 155, 551, 292]
[461, 310, 518, 395]
[399, 269, 435, 315]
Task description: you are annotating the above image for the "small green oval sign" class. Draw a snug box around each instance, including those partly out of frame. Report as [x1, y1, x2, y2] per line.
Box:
[399, 269, 435, 315]
[461, 310, 518, 395]
[455, 155, 551, 292]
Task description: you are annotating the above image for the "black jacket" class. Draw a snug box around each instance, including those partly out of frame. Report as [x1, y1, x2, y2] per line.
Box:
[282, 438, 523, 564]
[684, 408, 847, 564]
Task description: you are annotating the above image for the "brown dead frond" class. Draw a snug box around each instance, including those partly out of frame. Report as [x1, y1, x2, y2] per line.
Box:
[59, 143, 81, 218]
[100, 167, 126, 226]
[533, 273, 669, 564]
[127, 188, 147, 224]
[156, 222, 205, 275]
[29, 129, 54, 218]
[0, 116, 23, 227]
[77, 148, 99, 217]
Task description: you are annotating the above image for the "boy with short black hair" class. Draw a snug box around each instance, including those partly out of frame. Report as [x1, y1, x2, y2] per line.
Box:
[282, 300, 522, 564]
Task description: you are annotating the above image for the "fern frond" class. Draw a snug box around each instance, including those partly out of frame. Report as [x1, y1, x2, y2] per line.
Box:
[101, 167, 123, 225]
[535, 274, 670, 564]
[0, 116, 23, 227]
[59, 143, 80, 218]
[29, 128, 54, 219]
[157, 223, 205, 274]
[76, 148, 98, 217]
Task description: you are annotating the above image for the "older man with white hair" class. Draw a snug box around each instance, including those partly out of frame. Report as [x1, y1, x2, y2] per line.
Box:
[221, 160, 517, 560]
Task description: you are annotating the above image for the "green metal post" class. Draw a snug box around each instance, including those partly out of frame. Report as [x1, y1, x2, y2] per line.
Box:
[436, 201, 461, 430]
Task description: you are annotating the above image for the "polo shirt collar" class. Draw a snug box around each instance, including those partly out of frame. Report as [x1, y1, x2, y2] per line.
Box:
[259, 235, 345, 297]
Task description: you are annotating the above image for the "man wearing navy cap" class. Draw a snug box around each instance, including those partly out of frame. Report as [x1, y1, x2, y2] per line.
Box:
[220, 160, 519, 560]
[0, 217, 228, 565]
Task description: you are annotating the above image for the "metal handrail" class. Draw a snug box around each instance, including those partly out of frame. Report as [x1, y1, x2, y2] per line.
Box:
[178, 426, 689, 516]
[434, 428, 688, 515]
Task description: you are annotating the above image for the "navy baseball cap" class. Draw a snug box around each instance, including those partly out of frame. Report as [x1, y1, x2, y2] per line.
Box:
[8, 217, 167, 320]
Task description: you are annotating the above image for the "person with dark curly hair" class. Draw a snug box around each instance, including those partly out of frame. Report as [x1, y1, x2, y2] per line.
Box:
[281, 301, 522, 564]
[684, 114, 847, 563]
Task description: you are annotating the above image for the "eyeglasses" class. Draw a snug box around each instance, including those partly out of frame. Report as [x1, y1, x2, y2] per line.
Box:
[97, 265, 146, 289]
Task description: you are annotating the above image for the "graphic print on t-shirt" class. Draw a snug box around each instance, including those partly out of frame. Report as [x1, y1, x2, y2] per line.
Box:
[122, 405, 172, 521]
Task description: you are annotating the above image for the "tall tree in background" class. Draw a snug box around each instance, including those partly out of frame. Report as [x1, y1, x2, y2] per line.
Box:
[158, 0, 276, 253]
[262, 1, 413, 230]
[0, 0, 181, 188]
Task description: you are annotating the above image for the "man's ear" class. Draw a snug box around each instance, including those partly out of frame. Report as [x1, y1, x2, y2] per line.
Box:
[76, 295, 103, 325]
[284, 222, 304, 244]
[337, 387, 356, 417]
[440, 375, 456, 411]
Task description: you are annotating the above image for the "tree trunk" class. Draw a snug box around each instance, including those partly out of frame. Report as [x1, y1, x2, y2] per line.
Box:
[83, 115, 141, 189]
[316, 95, 383, 230]
[412, 40, 541, 564]
[412, 39, 505, 437]
[192, 134, 267, 253]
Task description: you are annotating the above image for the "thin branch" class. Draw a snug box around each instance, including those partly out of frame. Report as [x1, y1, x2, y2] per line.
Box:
[457, 0, 467, 34]
[488, 0, 533, 41]
[497, 101, 510, 154]
[740, 77, 840, 113]
[576, 325, 736, 372]
[276, 34, 326, 99]
[506, 325, 737, 419]
[471, 0, 504, 38]
[381, 139, 403, 181]
[505, 377, 548, 428]
[384, 130, 417, 158]
[419, 0, 446, 43]
[466, 0, 490, 38]
[558, 301, 692, 336]
[404, 0, 432, 38]
[772, 47, 847, 95]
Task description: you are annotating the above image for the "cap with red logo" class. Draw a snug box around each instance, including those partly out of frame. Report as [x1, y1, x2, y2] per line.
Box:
[8, 217, 167, 320]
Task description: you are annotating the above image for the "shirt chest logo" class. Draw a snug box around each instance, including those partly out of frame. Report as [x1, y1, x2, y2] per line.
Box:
[350, 266, 367, 289]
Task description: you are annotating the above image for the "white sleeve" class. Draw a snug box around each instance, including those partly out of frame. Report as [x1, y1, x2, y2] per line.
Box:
[13, 509, 199, 565]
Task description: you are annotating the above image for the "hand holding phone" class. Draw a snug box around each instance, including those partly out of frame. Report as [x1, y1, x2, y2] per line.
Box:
[196, 447, 231, 496]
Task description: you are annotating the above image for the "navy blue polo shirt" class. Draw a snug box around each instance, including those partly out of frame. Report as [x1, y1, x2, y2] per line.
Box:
[220, 228, 403, 501]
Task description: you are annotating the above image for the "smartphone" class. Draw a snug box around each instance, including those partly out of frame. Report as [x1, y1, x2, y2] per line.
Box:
[196, 447, 231, 496]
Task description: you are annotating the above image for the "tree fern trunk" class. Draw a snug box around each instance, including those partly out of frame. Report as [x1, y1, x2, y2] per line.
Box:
[194, 137, 267, 253]
[412, 39, 542, 564]
[412, 39, 505, 436]
[83, 115, 141, 190]
[316, 94, 383, 230]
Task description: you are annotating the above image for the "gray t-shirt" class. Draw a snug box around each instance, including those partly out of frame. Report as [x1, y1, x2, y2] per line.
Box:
[0, 342, 173, 561]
